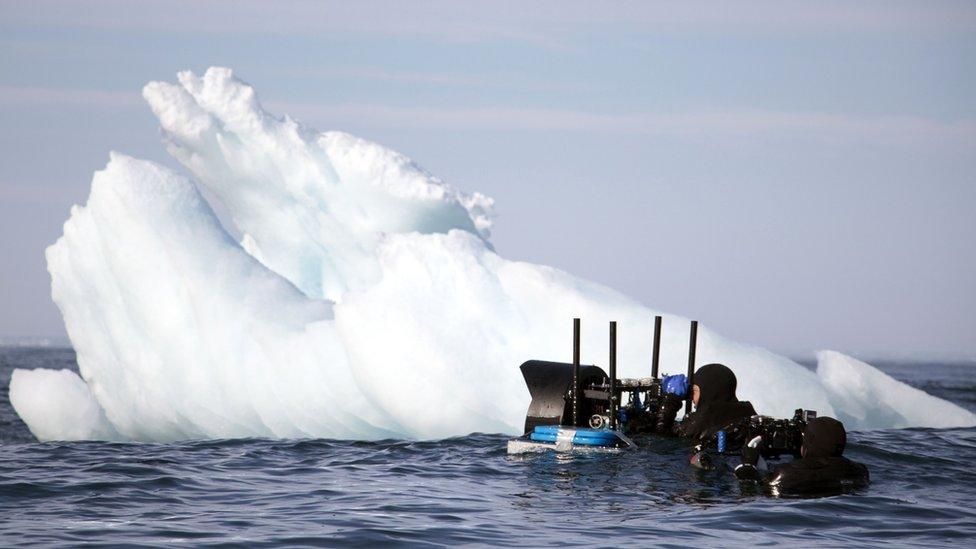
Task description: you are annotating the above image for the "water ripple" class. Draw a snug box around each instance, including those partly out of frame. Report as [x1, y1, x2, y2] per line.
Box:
[3, 349, 976, 546]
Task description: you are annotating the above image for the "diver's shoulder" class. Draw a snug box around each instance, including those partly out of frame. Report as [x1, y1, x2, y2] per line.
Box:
[769, 456, 870, 494]
[738, 401, 757, 415]
[775, 456, 863, 471]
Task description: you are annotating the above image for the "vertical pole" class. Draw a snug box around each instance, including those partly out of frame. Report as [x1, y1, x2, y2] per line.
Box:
[609, 321, 618, 430]
[685, 320, 698, 415]
[572, 318, 580, 427]
[651, 315, 662, 379]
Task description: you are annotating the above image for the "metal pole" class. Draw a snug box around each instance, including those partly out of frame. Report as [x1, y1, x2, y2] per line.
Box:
[685, 320, 698, 415]
[572, 318, 580, 427]
[651, 315, 662, 379]
[609, 321, 618, 430]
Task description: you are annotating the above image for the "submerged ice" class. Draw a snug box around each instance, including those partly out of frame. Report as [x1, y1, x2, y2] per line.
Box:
[11, 68, 975, 442]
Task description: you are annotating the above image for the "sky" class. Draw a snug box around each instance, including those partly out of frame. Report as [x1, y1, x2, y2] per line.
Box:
[0, 1, 974, 358]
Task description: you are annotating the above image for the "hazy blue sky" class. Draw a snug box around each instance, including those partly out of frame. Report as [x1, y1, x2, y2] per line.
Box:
[1, 1, 974, 357]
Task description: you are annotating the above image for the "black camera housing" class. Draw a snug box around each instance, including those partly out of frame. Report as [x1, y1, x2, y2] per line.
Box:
[722, 408, 816, 459]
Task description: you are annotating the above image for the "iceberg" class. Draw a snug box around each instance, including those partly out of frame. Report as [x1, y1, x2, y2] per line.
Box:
[142, 68, 493, 302]
[11, 68, 974, 441]
[32, 153, 392, 441]
[816, 350, 975, 430]
[10, 368, 120, 441]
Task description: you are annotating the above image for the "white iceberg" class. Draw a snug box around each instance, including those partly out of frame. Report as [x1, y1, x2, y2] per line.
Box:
[11, 68, 974, 441]
[10, 368, 120, 441]
[816, 350, 975, 430]
[142, 67, 493, 302]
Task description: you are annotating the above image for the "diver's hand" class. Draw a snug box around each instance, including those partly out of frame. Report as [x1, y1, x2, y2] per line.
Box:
[737, 436, 768, 478]
[741, 446, 760, 467]
[690, 446, 713, 470]
[662, 374, 688, 397]
[740, 436, 763, 466]
[734, 463, 760, 481]
[655, 393, 683, 433]
[735, 438, 763, 480]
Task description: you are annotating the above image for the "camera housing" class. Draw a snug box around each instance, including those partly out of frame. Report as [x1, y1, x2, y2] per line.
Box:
[721, 408, 816, 459]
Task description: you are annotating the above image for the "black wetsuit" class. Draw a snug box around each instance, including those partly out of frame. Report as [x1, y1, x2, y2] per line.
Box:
[736, 417, 870, 495]
[657, 363, 757, 445]
[678, 400, 757, 442]
[767, 456, 869, 494]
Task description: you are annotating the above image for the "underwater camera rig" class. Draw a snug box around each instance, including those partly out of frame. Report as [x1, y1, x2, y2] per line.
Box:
[519, 316, 698, 439]
[720, 408, 818, 459]
[511, 316, 819, 456]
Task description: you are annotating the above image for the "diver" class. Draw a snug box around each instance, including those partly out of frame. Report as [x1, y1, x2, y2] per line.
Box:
[656, 363, 757, 444]
[734, 416, 870, 495]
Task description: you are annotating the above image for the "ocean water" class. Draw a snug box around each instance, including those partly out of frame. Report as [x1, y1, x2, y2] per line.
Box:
[1, 347, 974, 547]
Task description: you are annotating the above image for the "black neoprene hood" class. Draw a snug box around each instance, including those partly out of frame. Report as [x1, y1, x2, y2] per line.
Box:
[694, 363, 738, 408]
[803, 417, 847, 458]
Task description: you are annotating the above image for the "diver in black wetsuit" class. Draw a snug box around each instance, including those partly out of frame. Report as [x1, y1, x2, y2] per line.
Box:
[656, 363, 757, 445]
[734, 416, 869, 495]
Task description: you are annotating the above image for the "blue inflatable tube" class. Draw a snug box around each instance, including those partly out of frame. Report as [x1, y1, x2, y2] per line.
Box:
[529, 426, 619, 446]
[532, 426, 616, 438]
[529, 433, 618, 445]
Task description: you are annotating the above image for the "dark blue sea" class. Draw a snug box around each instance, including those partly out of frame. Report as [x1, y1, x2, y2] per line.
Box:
[2, 346, 975, 546]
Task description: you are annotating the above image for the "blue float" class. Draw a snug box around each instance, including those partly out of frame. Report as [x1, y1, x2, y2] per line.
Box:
[529, 425, 619, 446]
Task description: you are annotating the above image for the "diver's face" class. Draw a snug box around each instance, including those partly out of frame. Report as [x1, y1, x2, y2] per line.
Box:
[692, 385, 700, 406]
